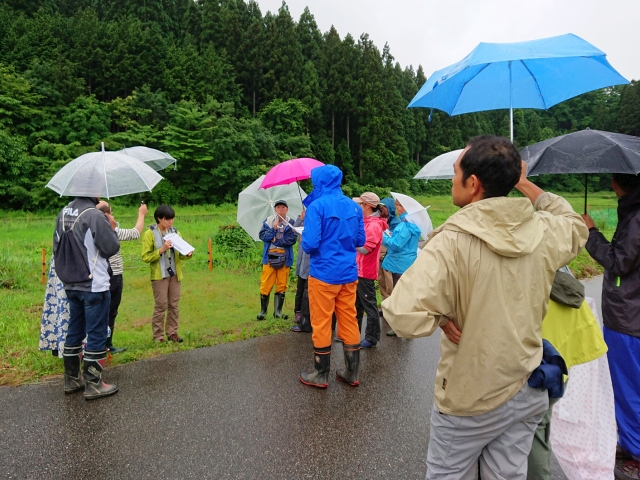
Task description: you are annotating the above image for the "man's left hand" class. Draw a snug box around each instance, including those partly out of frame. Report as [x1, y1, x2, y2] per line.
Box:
[581, 214, 596, 229]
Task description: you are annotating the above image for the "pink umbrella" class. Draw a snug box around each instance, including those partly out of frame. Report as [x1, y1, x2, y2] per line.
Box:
[259, 158, 324, 189]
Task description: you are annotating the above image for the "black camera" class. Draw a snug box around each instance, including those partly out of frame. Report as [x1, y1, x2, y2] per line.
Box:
[167, 267, 176, 277]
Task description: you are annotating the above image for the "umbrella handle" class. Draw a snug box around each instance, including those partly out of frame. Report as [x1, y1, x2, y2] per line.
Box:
[584, 173, 588, 215]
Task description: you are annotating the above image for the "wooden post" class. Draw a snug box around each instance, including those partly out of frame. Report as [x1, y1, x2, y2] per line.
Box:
[41, 248, 46, 285]
[207, 238, 213, 271]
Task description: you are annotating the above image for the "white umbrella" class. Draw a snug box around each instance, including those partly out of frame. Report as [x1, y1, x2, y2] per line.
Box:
[237, 175, 307, 241]
[413, 149, 463, 181]
[46, 143, 163, 198]
[117, 146, 177, 171]
[390, 191, 433, 239]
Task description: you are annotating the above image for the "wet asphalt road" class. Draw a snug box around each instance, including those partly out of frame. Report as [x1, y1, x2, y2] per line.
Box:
[0, 278, 603, 479]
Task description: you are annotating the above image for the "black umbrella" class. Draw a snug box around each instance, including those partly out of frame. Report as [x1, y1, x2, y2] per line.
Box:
[520, 129, 640, 213]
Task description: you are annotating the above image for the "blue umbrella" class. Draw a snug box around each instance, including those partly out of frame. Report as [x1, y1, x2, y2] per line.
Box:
[409, 34, 629, 141]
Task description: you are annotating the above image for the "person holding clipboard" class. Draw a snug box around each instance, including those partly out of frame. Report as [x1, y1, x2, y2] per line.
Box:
[141, 205, 193, 343]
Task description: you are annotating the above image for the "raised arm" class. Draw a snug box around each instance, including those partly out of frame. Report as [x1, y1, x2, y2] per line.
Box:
[134, 203, 148, 234]
[382, 223, 411, 252]
[585, 217, 640, 277]
[516, 161, 587, 268]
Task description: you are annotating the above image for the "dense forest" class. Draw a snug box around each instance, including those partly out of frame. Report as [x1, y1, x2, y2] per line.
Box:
[0, 0, 639, 210]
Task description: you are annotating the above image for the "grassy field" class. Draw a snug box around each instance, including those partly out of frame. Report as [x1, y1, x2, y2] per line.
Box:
[0, 191, 618, 386]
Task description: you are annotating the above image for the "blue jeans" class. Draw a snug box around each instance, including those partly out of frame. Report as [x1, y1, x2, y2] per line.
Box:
[65, 290, 111, 351]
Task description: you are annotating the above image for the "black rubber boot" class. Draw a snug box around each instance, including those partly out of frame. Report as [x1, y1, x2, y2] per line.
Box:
[105, 329, 126, 354]
[300, 347, 331, 388]
[63, 345, 84, 394]
[273, 292, 288, 320]
[257, 294, 269, 320]
[336, 344, 360, 386]
[83, 350, 118, 400]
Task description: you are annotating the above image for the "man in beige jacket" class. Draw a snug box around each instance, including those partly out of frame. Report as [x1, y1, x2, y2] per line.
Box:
[382, 136, 588, 480]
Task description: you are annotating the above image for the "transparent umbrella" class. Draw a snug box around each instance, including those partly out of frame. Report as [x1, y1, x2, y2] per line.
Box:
[414, 149, 463, 181]
[237, 175, 307, 241]
[117, 146, 177, 171]
[46, 143, 163, 198]
[390, 191, 433, 239]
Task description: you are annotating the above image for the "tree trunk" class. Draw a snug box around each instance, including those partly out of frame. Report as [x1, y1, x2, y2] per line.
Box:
[346, 113, 350, 148]
[252, 90, 256, 116]
[417, 151, 420, 166]
[331, 109, 335, 149]
[359, 136, 363, 179]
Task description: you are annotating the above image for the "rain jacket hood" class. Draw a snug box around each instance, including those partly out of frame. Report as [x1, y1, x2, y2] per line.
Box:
[303, 165, 343, 208]
[381, 197, 401, 231]
[302, 165, 365, 284]
[437, 197, 545, 258]
[617, 183, 640, 223]
[382, 213, 422, 274]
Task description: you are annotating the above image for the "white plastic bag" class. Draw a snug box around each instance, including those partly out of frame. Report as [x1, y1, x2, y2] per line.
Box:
[550, 298, 616, 480]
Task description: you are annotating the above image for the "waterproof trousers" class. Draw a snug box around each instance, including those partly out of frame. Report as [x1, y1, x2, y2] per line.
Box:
[308, 276, 359, 348]
[604, 326, 640, 459]
[294, 276, 307, 313]
[426, 382, 548, 480]
[260, 264, 290, 295]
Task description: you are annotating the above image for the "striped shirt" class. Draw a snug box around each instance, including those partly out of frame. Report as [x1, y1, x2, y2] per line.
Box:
[109, 228, 141, 276]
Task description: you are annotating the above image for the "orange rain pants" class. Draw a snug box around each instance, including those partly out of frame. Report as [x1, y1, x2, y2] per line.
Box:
[308, 276, 360, 348]
[260, 264, 290, 295]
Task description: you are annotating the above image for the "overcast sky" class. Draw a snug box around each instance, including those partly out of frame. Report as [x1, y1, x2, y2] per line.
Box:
[254, 0, 639, 81]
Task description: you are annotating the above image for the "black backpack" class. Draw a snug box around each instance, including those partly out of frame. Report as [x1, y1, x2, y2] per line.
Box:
[55, 208, 95, 285]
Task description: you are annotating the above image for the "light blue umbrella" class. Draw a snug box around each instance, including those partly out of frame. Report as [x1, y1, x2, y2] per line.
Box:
[409, 34, 629, 141]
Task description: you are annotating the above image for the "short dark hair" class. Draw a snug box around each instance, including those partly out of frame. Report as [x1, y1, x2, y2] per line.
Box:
[612, 173, 640, 194]
[461, 135, 522, 198]
[154, 204, 175, 223]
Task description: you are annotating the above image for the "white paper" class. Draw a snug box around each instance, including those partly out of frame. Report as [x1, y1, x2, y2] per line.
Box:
[163, 233, 195, 255]
[293, 226, 304, 234]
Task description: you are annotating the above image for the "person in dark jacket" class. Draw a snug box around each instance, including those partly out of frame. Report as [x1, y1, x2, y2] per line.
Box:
[257, 200, 297, 320]
[53, 197, 120, 400]
[582, 173, 640, 479]
[300, 165, 365, 388]
[291, 211, 312, 333]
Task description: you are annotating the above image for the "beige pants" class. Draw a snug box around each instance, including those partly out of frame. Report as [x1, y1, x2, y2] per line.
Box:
[378, 246, 393, 301]
[151, 276, 181, 340]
